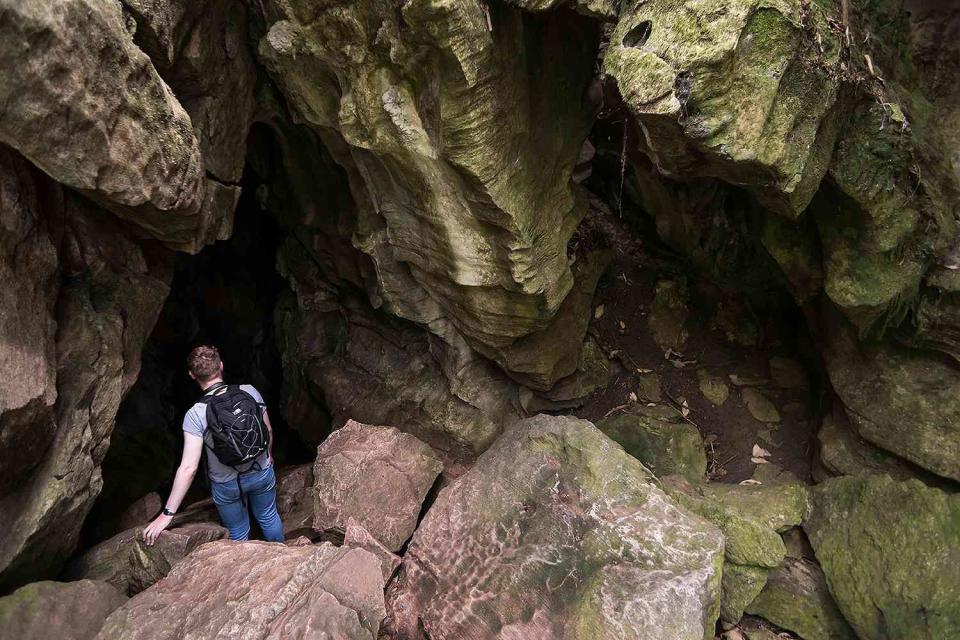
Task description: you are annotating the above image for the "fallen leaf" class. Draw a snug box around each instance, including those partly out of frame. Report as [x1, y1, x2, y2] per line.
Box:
[627, 392, 638, 403]
[752, 444, 772, 458]
[618, 320, 626, 330]
[739, 479, 763, 486]
[594, 305, 605, 320]
[751, 456, 770, 464]
[704, 434, 719, 444]
[637, 367, 653, 374]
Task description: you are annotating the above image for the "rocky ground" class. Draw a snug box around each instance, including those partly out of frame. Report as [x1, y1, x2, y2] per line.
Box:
[1, 0, 960, 639]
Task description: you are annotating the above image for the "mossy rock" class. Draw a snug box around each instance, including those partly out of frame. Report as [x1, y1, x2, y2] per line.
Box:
[804, 475, 960, 639]
[746, 557, 857, 640]
[698, 482, 810, 533]
[662, 478, 786, 568]
[598, 413, 706, 483]
[721, 562, 768, 624]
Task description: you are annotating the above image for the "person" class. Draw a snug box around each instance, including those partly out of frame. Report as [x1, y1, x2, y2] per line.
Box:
[143, 345, 284, 544]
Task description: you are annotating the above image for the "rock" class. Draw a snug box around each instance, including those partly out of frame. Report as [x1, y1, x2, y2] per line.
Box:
[518, 338, 611, 412]
[604, 0, 845, 217]
[343, 518, 401, 585]
[768, 356, 809, 390]
[648, 279, 690, 351]
[636, 371, 663, 402]
[0, 579, 127, 640]
[598, 412, 706, 483]
[254, 0, 605, 389]
[0, 147, 59, 494]
[0, 0, 224, 250]
[815, 406, 943, 484]
[826, 329, 960, 481]
[804, 475, 960, 640]
[97, 540, 386, 640]
[313, 420, 442, 551]
[721, 562, 768, 625]
[696, 483, 809, 533]
[746, 557, 857, 640]
[741, 388, 781, 423]
[65, 523, 227, 595]
[386, 414, 724, 640]
[113, 493, 163, 536]
[697, 369, 730, 406]
[274, 463, 315, 538]
[0, 192, 173, 590]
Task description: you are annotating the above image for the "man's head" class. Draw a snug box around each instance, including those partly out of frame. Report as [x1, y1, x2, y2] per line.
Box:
[187, 345, 223, 386]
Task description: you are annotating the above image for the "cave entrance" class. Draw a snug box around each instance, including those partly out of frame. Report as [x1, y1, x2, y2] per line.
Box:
[80, 161, 313, 546]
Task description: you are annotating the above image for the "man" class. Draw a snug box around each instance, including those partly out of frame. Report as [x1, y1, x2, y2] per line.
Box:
[143, 345, 284, 544]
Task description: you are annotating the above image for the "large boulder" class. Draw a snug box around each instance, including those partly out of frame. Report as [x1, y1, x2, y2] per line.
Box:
[65, 523, 227, 595]
[0, 579, 128, 640]
[604, 0, 845, 217]
[804, 475, 960, 640]
[0, 0, 230, 250]
[97, 540, 386, 640]
[313, 420, 443, 551]
[386, 414, 724, 640]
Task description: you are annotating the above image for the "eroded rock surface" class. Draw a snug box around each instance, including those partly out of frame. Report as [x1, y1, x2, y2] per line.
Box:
[313, 420, 442, 551]
[65, 523, 227, 596]
[386, 414, 724, 640]
[0, 579, 128, 640]
[97, 540, 386, 640]
[804, 475, 960, 640]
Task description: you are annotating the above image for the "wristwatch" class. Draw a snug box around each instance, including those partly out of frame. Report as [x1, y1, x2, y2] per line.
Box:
[162, 507, 176, 516]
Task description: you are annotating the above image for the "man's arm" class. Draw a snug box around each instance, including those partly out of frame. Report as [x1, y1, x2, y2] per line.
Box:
[143, 433, 204, 545]
[263, 408, 274, 460]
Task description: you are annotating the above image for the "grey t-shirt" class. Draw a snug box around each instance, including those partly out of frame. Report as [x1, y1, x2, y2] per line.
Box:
[183, 384, 272, 484]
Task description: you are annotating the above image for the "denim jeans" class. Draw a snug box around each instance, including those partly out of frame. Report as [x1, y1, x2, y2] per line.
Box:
[210, 466, 284, 542]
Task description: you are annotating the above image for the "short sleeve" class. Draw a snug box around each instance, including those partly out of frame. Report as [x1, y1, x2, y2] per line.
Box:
[241, 384, 266, 406]
[182, 404, 205, 437]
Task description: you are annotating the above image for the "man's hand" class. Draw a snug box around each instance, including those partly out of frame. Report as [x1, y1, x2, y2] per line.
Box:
[143, 513, 173, 546]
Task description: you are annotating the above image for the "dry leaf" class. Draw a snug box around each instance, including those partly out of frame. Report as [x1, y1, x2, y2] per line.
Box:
[751, 456, 770, 464]
[627, 392, 638, 403]
[637, 367, 654, 374]
[739, 479, 763, 486]
[752, 444, 772, 458]
[618, 320, 626, 330]
[594, 305, 605, 320]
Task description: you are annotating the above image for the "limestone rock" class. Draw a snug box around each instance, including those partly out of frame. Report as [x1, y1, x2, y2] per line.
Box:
[254, 0, 605, 388]
[275, 463, 315, 538]
[97, 540, 386, 640]
[746, 557, 856, 640]
[804, 475, 960, 640]
[344, 518, 401, 585]
[698, 369, 730, 406]
[313, 420, 442, 551]
[648, 279, 689, 351]
[721, 562, 768, 625]
[598, 412, 706, 483]
[0, 192, 172, 591]
[0, 579, 127, 640]
[65, 523, 227, 596]
[604, 0, 845, 217]
[386, 414, 724, 640]
[0, 0, 220, 249]
[826, 329, 960, 481]
[741, 388, 781, 424]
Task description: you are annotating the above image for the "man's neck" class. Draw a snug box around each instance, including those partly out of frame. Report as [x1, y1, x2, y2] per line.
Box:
[200, 377, 224, 391]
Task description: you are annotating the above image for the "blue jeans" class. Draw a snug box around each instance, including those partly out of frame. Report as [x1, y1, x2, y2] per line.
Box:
[210, 466, 284, 542]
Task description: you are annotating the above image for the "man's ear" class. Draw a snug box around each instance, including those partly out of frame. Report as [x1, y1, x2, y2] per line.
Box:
[188, 371, 196, 381]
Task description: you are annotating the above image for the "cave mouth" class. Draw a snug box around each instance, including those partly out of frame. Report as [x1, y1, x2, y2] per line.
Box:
[78, 161, 315, 548]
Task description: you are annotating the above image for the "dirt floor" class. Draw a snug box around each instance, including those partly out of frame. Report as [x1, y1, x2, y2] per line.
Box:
[574, 206, 821, 486]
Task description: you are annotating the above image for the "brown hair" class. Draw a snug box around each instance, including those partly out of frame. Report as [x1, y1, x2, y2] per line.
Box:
[187, 345, 222, 382]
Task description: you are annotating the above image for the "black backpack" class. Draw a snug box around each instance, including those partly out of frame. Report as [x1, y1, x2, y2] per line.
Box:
[198, 383, 268, 469]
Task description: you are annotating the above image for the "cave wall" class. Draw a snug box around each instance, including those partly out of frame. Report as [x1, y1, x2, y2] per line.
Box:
[0, 0, 958, 596]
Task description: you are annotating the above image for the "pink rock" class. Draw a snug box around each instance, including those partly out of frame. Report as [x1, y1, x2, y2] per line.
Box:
[313, 420, 442, 552]
[97, 541, 385, 640]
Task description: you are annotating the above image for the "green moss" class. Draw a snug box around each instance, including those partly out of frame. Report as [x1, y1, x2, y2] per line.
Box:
[721, 562, 768, 623]
[598, 413, 706, 483]
[804, 475, 960, 640]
